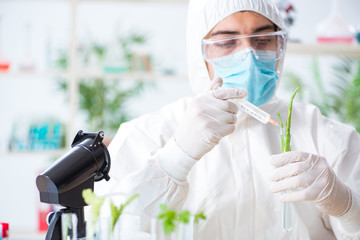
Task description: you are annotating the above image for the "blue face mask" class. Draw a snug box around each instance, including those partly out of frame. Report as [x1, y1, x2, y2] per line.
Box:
[211, 48, 278, 106]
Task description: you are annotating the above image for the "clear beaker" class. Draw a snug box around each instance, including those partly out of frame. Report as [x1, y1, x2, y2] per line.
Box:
[61, 212, 78, 240]
[87, 193, 150, 240]
[151, 217, 194, 240]
[91, 214, 150, 240]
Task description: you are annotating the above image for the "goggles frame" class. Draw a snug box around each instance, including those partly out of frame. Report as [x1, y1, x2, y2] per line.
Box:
[202, 30, 287, 62]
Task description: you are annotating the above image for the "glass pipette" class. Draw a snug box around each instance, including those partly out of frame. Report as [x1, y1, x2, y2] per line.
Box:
[234, 99, 278, 126]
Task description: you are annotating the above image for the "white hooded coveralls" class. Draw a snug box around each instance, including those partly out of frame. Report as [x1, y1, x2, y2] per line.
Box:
[97, 0, 360, 239]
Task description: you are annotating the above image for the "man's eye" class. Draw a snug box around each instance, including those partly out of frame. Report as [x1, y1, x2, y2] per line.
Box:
[253, 37, 275, 46]
[254, 38, 271, 44]
[214, 40, 236, 48]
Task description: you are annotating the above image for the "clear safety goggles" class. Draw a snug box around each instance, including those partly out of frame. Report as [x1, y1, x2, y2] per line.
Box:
[202, 31, 287, 63]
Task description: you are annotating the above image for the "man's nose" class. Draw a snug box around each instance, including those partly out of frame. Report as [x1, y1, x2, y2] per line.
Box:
[241, 38, 252, 49]
[240, 48, 257, 60]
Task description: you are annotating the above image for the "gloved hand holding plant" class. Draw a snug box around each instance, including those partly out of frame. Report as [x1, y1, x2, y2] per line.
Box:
[269, 87, 351, 217]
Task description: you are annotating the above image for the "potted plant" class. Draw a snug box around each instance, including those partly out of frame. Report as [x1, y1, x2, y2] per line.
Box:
[282, 57, 360, 132]
[55, 32, 150, 142]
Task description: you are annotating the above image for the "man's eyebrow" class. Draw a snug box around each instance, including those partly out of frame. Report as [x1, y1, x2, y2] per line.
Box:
[210, 24, 276, 36]
[253, 24, 276, 33]
[210, 30, 240, 36]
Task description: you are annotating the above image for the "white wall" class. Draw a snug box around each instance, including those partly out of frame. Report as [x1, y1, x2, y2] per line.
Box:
[0, 0, 359, 235]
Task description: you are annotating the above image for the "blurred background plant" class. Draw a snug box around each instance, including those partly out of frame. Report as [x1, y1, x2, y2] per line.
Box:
[283, 57, 360, 132]
[55, 31, 152, 136]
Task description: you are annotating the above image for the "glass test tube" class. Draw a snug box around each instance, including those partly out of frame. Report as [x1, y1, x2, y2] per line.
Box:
[282, 197, 292, 232]
[234, 99, 278, 126]
[280, 127, 292, 232]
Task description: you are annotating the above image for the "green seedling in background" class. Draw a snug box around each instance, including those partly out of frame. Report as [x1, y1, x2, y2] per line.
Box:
[110, 194, 139, 233]
[157, 204, 179, 234]
[82, 189, 139, 239]
[82, 189, 105, 239]
[278, 87, 298, 152]
[194, 212, 206, 224]
[283, 58, 360, 133]
[157, 204, 206, 236]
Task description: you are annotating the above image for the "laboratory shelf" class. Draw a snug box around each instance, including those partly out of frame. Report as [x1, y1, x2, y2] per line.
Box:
[9, 231, 46, 240]
[287, 42, 360, 57]
[0, 71, 69, 79]
[80, 0, 187, 3]
[76, 71, 188, 81]
[0, 71, 187, 81]
[0, 0, 187, 3]
[0, 149, 68, 158]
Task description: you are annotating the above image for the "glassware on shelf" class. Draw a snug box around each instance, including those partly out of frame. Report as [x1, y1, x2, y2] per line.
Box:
[0, 16, 10, 72]
[102, 41, 128, 74]
[18, 23, 36, 72]
[356, 26, 360, 44]
[9, 118, 64, 152]
[315, 0, 355, 44]
[0, 53, 10, 72]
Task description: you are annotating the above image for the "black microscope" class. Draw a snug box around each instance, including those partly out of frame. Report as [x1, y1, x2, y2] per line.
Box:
[36, 130, 111, 240]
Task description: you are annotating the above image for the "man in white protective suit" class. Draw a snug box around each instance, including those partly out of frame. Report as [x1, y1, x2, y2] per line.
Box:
[97, 0, 360, 239]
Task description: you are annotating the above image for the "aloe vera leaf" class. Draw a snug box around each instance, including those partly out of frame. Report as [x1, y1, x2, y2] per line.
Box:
[110, 194, 139, 234]
[277, 111, 285, 152]
[284, 87, 299, 152]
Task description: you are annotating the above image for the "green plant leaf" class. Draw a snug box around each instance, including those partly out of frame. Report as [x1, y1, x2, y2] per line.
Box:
[157, 204, 177, 235]
[282, 72, 305, 101]
[82, 189, 105, 238]
[312, 57, 330, 116]
[55, 32, 148, 134]
[157, 204, 206, 235]
[110, 200, 121, 233]
[163, 219, 176, 235]
[282, 57, 360, 133]
[277, 87, 298, 152]
[109, 194, 139, 234]
[194, 212, 206, 224]
[178, 211, 191, 224]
